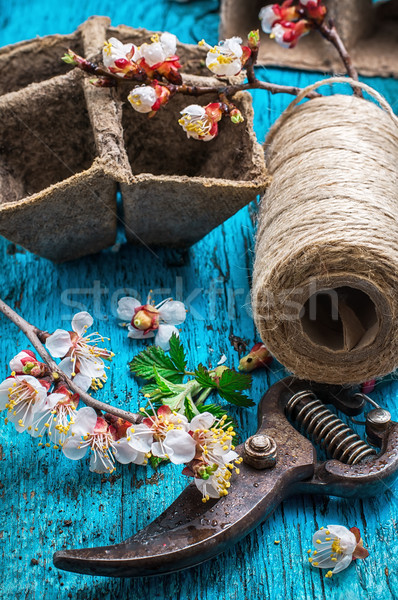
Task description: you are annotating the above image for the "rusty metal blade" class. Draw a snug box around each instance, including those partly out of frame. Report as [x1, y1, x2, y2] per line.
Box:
[53, 454, 314, 577]
[54, 381, 316, 577]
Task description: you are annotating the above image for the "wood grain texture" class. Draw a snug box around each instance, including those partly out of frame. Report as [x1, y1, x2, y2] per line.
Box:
[0, 1, 397, 599]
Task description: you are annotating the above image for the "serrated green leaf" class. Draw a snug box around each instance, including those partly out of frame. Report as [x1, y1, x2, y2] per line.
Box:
[218, 388, 254, 408]
[194, 364, 217, 389]
[168, 333, 187, 373]
[153, 366, 187, 395]
[129, 346, 183, 383]
[218, 368, 251, 392]
[216, 368, 253, 407]
[194, 365, 253, 407]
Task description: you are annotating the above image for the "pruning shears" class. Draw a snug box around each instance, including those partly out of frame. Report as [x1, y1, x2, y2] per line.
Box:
[53, 377, 398, 577]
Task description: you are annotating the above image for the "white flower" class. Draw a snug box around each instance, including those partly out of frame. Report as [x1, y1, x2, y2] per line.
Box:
[62, 407, 142, 474]
[113, 423, 153, 466]
[141, 404, 196, 464]
[203, 36, 244, 77]
[270, 22, 292, 48]
[136, 32, 177, 67]
[29, 387, 79, 448]
[9, 350, 36, 373]
[309, 525, 358, 575]
[0, 375, 47, 432]
[259, 5, 280, 33]
[128, 85, 158, 113]
[189, 412, 241, 501]
[194, 466, 232, 499]
[117, 296, 187, 351]
[178, 105, 218, 142]
[190, 412, 238, 467]
[45, 312, 113, 390]
[103, 37, 136, 70]
[151, 428, 196, 464]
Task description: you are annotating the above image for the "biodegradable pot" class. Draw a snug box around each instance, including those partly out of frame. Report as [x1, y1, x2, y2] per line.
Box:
[0, 16, 267, 261]
[119, 77, 265, 247]
[220, 0, 398, 78]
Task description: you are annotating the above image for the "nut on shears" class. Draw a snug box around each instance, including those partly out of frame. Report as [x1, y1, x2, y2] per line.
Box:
[243, 434, 277, 469]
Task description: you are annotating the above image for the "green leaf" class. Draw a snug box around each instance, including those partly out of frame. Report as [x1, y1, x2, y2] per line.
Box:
[184, 396, 200, 421]
[160, 380, 200, 413]
[218, 368, 251, 392]
[168, 333, 187, 373]
[216, 368, 253, 407]
[62, 53, 76, 64]
[194, 365, 253, 407]
[194, 364, 217, 389]
[152, 366, 187, 395]
[129, 346, 183, 383]
[217, 388, 254, 408]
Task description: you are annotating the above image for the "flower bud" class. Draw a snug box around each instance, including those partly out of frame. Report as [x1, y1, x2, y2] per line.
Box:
[230, 108, 244, 124]
[128, 86, 158, 113]
[179, 103, 223, 142]
[247, 29, 260, 50]
[131, 304, 160, 332]
[259, 2, 300, 34]
[238, 343, 272, 372]
[204, 36, 249, 77]
[270, 19, 311, 48]
[300, 0, 327, 21]
[128, 82, 171, 115]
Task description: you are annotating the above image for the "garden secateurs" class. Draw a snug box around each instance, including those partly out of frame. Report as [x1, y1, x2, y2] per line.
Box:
[53, 377, 398, 577]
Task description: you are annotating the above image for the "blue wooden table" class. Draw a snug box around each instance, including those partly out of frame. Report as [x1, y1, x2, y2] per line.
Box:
[1, 1, 398, 599]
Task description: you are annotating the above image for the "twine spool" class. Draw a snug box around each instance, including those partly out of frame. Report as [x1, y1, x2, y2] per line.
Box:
[252, 77, 398, 385]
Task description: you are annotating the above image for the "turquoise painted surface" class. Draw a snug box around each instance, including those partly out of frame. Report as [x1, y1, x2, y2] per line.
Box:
[0, 1, 398, 599]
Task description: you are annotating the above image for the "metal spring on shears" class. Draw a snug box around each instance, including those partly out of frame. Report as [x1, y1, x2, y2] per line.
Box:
[285, 391, 376, 465]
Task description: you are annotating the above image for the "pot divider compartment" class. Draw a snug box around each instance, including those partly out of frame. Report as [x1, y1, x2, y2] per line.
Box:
[0, 17, 268, 259]
[120, 78, 267, 247]
[0, 70, 117, 261]
[0, 31, 84, 96]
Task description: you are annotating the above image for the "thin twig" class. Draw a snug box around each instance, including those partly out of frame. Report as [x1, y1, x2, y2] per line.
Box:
[316, 20, 362, 97]
[165, 80, 320, 99]
[0, 298, 141, 424]
[70, 53, 321, 100]
[245, 44, 258, 85]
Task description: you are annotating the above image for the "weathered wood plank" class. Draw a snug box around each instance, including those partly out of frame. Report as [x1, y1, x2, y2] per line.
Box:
[1, 2, 398, 599]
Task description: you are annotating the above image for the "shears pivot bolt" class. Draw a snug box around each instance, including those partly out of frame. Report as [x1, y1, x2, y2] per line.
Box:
[243, 434, 277, 469]
[366, 408, 391, 429]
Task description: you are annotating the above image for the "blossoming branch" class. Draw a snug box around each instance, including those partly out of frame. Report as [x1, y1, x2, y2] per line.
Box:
[61, 0, 360, 142]
[0, 297, 251, 500]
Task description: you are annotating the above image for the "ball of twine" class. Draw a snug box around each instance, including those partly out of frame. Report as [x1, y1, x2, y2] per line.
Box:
[252, 77, 398, 385]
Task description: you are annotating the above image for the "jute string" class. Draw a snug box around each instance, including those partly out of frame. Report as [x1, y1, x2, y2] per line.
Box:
[252, 77, 398, 384]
